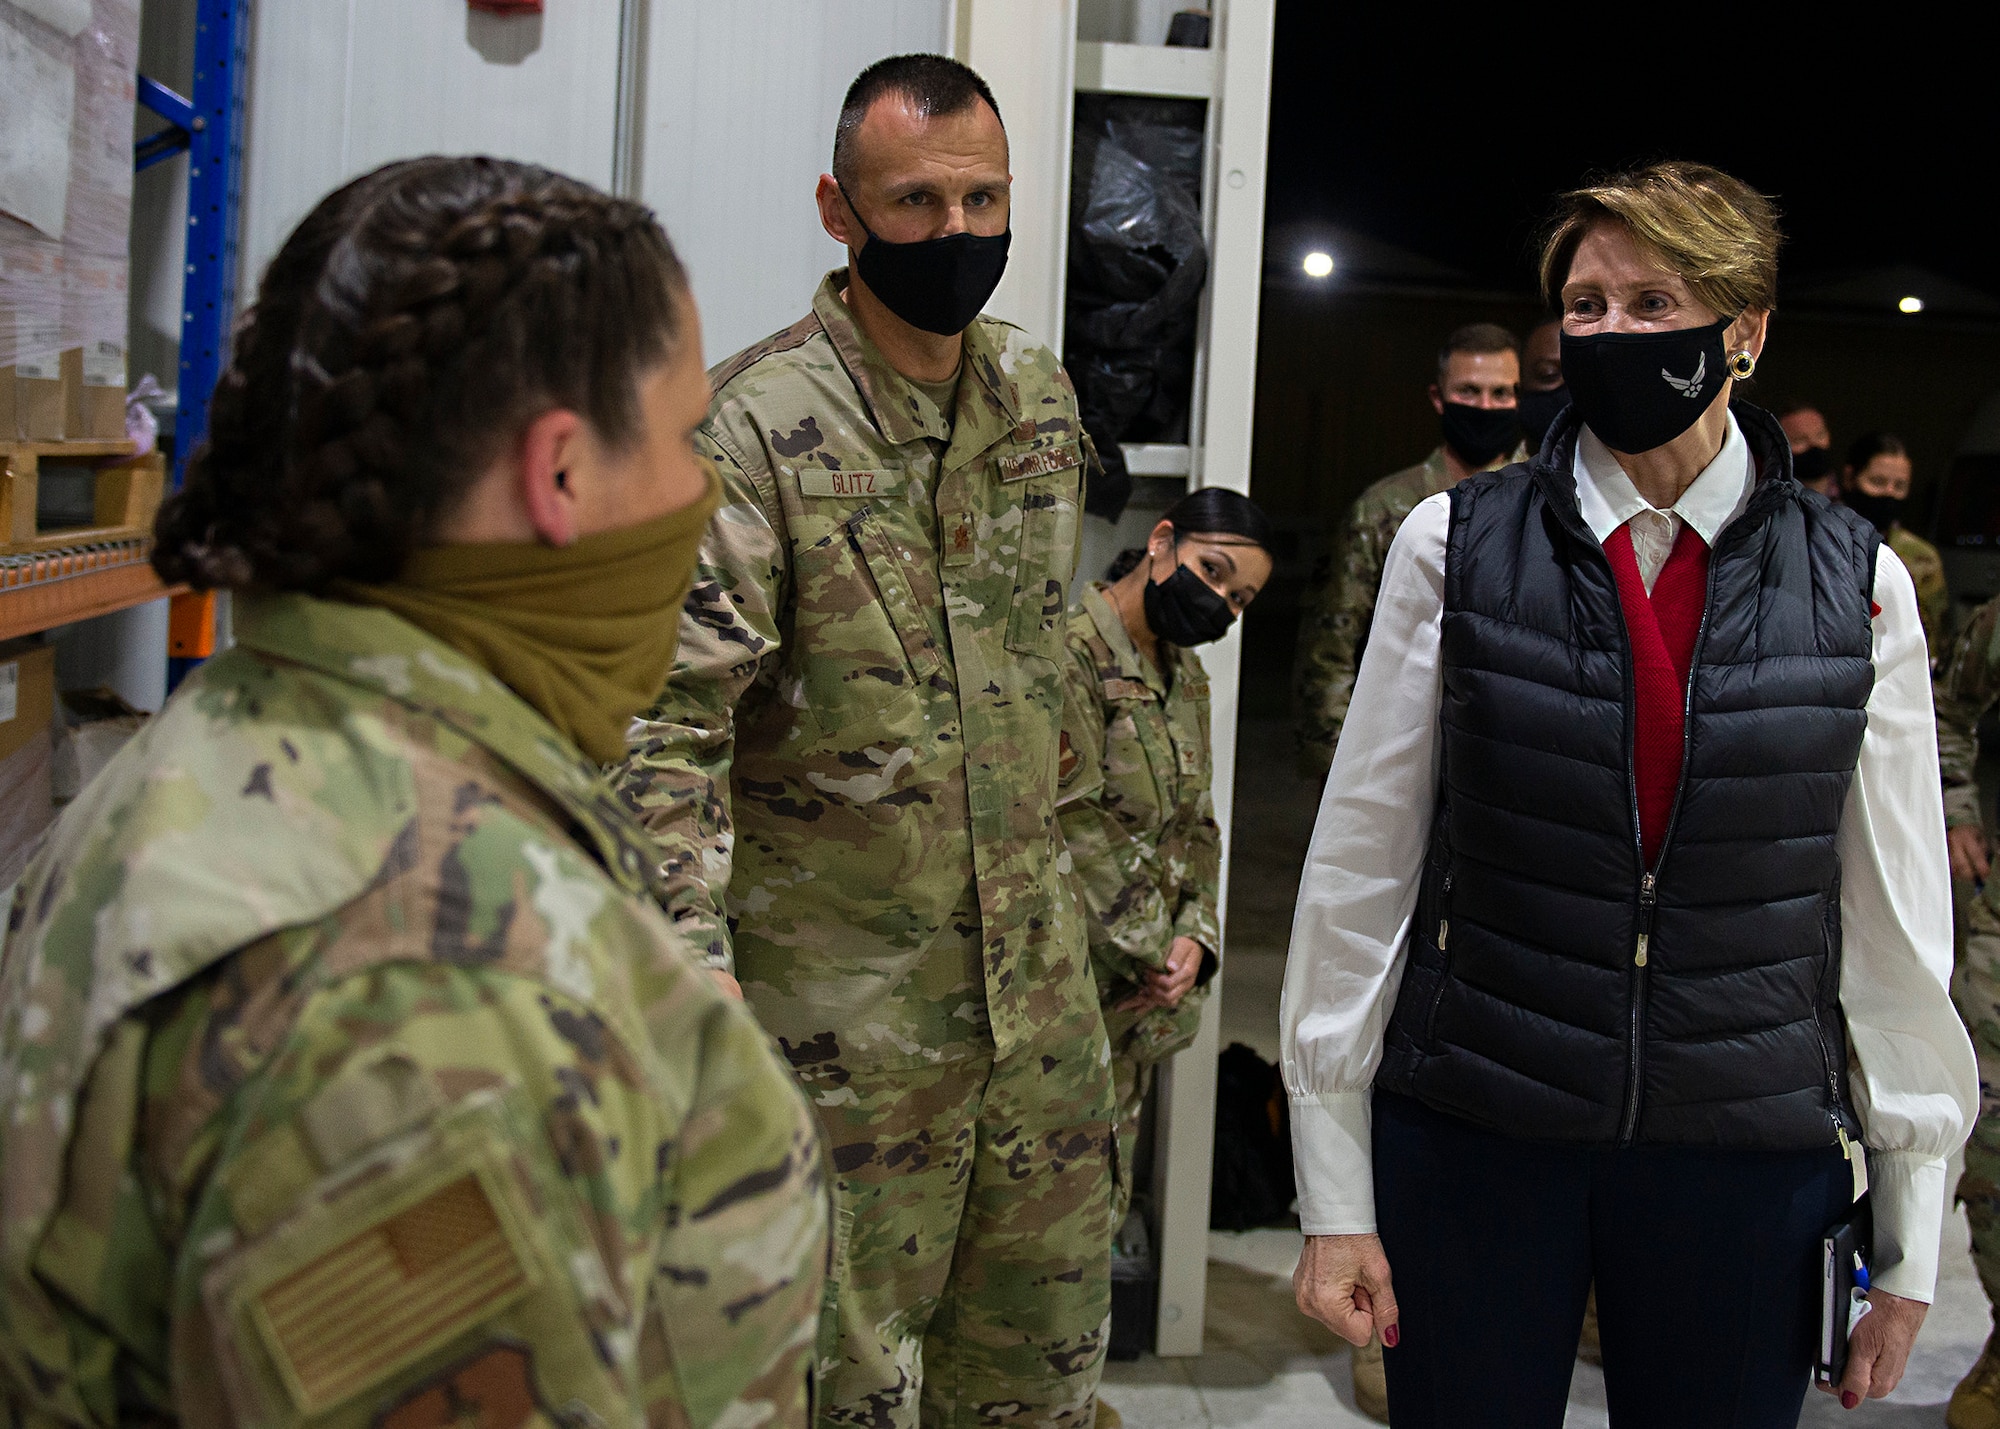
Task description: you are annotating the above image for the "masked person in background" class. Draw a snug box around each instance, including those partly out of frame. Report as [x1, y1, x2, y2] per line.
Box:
[1056, 489, 1271, 1426]
[615, 54, 1114, 1429]
[1518, 318, 1569, 451]
[1293, 323, 1525, 779]
[1779, 401, 1842, 499]
[1844, 431, 1948, 667]
[0, 158, 826, 1427]
[1935, 589, 2000, 1428]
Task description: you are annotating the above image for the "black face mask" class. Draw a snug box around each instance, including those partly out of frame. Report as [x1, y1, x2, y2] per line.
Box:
[1791, 445, 1834, 487]
[1560, 317, 1731, 454]
[1439, 401, 1520, 467]
[840, 182, 1010, 336]
[1516, 386, 1570, 451]
[1844, 489, 1904, 535]
[1143, 559, 1235, 648]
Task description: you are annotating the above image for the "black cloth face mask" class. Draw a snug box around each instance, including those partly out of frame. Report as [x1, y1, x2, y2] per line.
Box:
[1144, 558, 1235, 648]
[839, 182, 1010, 336]
[1844, 489, 1904, 535]
[1439, 401, 1520, 467]
[1516, 386, 1570, 452]
[1560, 317, 1732, 454]
[1791, 445, 1834, 487]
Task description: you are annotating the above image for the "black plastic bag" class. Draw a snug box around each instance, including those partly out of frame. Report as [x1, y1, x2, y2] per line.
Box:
[1209, 1041, 1296, 1231]
[1065, 96, 1209, 520]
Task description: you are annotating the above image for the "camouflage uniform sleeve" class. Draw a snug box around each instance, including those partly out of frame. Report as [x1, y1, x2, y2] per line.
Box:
[138, 950, 673, 1422]
[1055, 640, 1176, 987]
[139, 921, 821, 1428]
[617, 431, 789, 973]
[1292, 504, 1387, 779]
[1171, 782, 1222, 963]
[650, 991, 827, 1428]
[1937, 597, 2000, 831]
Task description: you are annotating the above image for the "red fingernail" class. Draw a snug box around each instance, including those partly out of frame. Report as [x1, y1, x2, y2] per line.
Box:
[1382, 1324, 1400, 1348]
[1841, 1391, 1859, 1409]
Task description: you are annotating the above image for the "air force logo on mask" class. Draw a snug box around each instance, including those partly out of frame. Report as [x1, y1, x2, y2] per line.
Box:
[1662, 352, 1707, 400]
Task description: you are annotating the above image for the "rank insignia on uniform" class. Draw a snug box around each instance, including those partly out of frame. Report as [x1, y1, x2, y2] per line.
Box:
[246, 1171, 534, 1414]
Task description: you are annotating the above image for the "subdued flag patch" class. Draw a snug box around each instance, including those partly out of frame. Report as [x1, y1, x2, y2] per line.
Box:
[254, 1174, 531, 1414]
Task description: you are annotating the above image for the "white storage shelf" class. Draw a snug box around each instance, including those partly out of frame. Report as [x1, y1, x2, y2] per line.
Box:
[1073, 40, 1215, 99]
[1120, 442, 1193, 478]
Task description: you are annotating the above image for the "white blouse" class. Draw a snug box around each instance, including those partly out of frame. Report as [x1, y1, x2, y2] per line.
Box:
[1280, 416, 1979, 1303]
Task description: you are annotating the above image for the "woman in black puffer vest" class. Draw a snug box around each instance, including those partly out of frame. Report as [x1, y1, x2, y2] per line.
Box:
[1281, 161, 1975, 1427]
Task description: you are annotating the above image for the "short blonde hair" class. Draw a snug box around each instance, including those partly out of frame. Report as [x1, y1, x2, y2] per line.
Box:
[1539, 161, 1781, 318]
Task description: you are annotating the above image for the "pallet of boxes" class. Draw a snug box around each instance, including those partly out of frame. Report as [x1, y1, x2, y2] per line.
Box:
[2, 0, 158, 883]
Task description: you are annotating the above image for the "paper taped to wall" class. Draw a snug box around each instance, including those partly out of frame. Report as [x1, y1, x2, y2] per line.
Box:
[0, 6, 78, 239]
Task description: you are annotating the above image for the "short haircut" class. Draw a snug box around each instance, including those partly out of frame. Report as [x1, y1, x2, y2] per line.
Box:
[1436, 323, 1520, 386]
[1777, 400, 1824, 420]
[1540, 161, 1781, 319]
[1845, 430, 1908, 473]
[832, 54, 1004, 190]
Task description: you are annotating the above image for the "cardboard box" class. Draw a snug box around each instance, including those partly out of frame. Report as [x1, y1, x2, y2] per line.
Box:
[0, 640, 57, 889]
[62, 342, 125, 440]
[0, 641, 57, 762]
[7, 340, 66, 442]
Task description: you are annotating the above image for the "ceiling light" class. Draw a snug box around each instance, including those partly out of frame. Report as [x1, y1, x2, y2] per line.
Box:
[1302, 251, 1334, 279]
[1898, 295, 1924, 314]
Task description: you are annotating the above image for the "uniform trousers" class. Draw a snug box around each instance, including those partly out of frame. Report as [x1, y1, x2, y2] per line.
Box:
[1952, 891, 2000, 1313]
[807, 1004, 1115, 1429]
[1373, 1090, 1853, 1429]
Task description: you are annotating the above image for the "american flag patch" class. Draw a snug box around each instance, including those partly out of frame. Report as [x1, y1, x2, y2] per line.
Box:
[252, 1174, 532, 1413]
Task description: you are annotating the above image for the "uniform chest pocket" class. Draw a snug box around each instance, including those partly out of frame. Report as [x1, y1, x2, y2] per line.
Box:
[791, 504, 942, 737]
[1002, 453, 1082, 661]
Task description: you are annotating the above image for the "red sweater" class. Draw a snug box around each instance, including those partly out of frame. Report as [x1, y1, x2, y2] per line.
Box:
[1603, 525, 1710, 866]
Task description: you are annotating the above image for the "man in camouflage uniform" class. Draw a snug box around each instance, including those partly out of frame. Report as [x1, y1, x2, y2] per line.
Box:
[616, 56, 1112, 1429]
[1292, 324, 1525, 777]
[0, 594, 826, 1428]
[1937, 599, 2000, 1427]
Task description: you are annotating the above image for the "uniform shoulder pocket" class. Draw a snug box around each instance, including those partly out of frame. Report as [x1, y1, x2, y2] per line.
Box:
[1004, 474, 1081, 662]
[201, 1087, 634, 1426]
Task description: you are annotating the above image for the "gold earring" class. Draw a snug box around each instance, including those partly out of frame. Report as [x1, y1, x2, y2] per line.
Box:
[1728, 350, 1756, 380]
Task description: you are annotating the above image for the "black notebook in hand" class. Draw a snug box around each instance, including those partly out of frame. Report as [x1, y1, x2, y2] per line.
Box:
[1816, 1193, 1873, 1387]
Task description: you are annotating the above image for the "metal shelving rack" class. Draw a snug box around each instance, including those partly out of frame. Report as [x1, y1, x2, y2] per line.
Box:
[1, 0, 247, 657]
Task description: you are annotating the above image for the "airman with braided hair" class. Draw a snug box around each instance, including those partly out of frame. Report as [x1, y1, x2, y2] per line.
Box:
[0, 156, 826, 1428]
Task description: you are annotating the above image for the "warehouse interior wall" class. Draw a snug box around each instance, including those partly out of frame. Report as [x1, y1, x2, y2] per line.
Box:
[235, 0, 624, 296]
[640, 1, 953, 365]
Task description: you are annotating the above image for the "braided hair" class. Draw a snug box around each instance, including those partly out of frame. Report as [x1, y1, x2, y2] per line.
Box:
[155, 156, 691, 592]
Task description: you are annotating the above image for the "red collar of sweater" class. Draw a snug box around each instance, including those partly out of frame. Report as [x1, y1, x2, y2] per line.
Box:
[1603, 523, 1710, 865]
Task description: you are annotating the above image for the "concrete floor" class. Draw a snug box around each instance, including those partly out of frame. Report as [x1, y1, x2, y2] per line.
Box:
[1102, 716, 1993, 1425]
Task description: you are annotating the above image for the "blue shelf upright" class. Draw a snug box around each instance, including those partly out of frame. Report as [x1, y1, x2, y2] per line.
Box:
[135, 0, 250, 689]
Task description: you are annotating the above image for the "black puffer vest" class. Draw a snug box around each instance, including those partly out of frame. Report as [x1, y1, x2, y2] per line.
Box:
[1376, 403, 1881, 1149]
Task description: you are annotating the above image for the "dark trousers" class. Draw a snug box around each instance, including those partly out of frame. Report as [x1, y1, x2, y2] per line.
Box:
[1373, 1091, 1854, 1429]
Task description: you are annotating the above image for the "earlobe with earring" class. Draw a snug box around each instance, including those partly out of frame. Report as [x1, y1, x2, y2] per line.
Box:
[1728, 351, 1756, 380]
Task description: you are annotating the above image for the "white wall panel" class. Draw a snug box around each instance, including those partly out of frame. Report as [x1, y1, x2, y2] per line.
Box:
[952, 0, 1075, 350]
[639, 0, 953, 364]
[239, 0, 623, 294]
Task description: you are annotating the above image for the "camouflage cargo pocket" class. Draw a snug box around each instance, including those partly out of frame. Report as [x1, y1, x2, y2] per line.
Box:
[792, 501, 941, 739]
